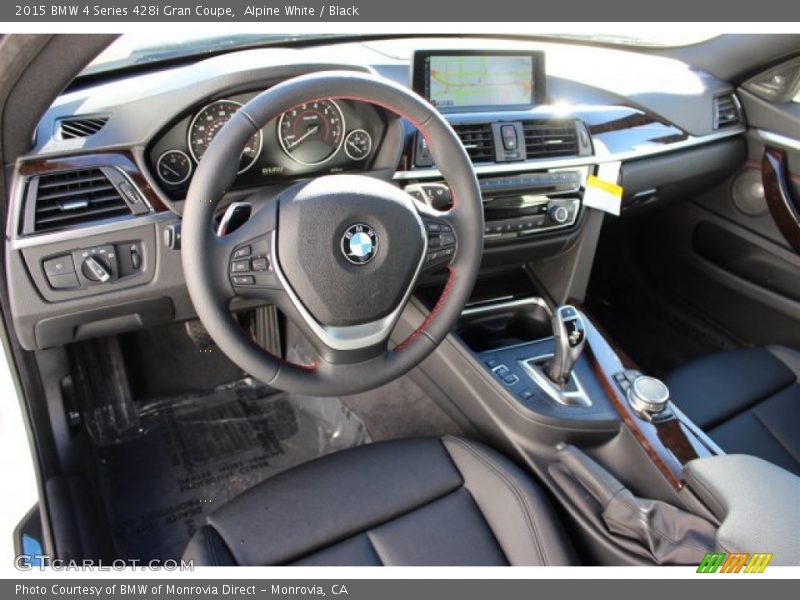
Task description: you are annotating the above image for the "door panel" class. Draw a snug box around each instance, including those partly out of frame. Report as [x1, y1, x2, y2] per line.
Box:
[638, 94, 800, 349]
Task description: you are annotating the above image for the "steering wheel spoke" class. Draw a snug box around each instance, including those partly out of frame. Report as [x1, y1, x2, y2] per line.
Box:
[209, 200, 283, 302]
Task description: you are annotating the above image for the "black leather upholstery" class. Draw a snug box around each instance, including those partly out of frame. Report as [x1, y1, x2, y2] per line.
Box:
[667, 346, 800, 476]
[182, 437, 575, 566]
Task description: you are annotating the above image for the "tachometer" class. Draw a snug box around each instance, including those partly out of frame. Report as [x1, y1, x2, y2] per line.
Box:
[188, 100, 263, 174]
[278, 99, 345, 166]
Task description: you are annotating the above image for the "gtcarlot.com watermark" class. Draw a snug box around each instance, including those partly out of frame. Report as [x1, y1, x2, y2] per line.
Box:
[15, 555, 194, 571]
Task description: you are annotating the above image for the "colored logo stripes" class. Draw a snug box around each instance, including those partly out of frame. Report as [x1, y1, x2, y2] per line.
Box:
[697, 552, 773, 573]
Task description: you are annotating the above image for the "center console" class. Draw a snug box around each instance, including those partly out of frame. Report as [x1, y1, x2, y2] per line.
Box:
[417, 262, 724, 492]
[405, 167, 588, 242]
[406, 49, 593, 247]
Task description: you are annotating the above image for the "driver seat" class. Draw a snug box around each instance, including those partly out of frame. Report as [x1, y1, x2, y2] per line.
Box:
[182, 437, 575, 565]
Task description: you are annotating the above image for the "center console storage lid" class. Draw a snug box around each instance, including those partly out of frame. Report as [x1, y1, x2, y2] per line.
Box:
[684, 454, 800, 565]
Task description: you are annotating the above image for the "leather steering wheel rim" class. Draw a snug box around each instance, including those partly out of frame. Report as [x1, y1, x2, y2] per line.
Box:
[182, 71, 483, 396]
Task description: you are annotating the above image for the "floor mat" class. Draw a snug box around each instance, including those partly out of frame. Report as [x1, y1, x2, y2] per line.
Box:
[96, 379, 370, 561]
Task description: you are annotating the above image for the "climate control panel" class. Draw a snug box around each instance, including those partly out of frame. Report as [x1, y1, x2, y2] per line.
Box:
[484, 198, 580, 240]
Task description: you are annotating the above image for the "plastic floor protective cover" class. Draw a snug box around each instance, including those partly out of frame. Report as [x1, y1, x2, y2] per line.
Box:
[96, 379, 370, 560]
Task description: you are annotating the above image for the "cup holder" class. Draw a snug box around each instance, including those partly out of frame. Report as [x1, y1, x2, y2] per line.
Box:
[457, 298, 553, 352]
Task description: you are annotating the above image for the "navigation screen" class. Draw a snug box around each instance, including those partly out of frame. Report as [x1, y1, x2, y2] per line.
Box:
[422, 54, 537, 110]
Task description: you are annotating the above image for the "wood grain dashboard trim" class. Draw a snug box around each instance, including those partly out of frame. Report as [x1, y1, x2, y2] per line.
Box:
[581, 312, 711, 490]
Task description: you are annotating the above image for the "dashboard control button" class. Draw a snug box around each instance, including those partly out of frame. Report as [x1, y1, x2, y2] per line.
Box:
[82, 255, 112, 283]
[251, 257, 269, 271]
[493, 364, 510, 378]
[550, 204, 570, 224]
[425, 221, 442, 233]
[43, 255, 75, 276]
[233, 246, 251, 259]
[422, 184, 451, 209]
[130, 245, 141, 270]
[407, 189, 426, 203]
[118, 180, 149, 215]
[501, 125, 518, 151]
[232, 275, 255, 286]
[164, 223, 182, 250]
[231, 260, 250, 273]
[47, 272, 81, 290]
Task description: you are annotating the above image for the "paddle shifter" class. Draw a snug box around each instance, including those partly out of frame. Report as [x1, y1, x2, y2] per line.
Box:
[547, 305, 587, 385]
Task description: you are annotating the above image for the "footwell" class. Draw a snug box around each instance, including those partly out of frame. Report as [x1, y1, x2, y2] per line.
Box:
[95, 379, 370, 560]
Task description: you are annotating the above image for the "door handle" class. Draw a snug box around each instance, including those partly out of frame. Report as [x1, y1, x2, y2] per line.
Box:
[762, 146, 800, 253]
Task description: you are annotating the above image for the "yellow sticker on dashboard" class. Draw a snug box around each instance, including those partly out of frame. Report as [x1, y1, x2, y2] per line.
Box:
[586, 175, 623, 198]
[583, 166, 624, 216]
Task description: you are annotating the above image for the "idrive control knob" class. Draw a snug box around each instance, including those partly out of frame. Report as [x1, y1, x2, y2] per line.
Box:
[627, 376, 670, 417]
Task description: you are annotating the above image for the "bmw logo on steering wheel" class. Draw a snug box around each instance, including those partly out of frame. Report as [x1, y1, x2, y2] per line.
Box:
[341, 223, 378, 265]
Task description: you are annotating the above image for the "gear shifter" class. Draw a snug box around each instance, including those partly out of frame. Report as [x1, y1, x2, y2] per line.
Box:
[547, 305, 587, 385]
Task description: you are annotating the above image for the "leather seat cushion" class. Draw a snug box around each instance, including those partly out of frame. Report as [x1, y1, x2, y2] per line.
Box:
[667, 346, 800, 475]
[182, 436, 575, 566]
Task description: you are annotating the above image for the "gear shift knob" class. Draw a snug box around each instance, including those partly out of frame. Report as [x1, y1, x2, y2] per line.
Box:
[548, 305, 587, 385]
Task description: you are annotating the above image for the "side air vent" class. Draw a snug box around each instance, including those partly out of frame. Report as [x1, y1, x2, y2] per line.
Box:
[713, 94, 742, 129]
[452, 123, 495, 162]
[30, 169, 133, 233]
[522, 120, 580, 158]
[56, 115, 109, 140]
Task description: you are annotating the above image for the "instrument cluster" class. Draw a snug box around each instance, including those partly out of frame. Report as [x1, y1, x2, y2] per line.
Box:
[148, 91, 387, 199]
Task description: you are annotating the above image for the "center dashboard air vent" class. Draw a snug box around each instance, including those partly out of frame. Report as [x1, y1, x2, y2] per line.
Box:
[25, 168, 146, 234]
[522, 120, 580, 158]
[713, 94, 743, 129]
[56, 115, 110, 140]
[452, 123, 495, 162]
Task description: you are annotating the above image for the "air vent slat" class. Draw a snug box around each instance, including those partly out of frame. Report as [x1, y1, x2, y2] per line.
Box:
[37, 173, 107, 190]
[34, 194, 127, 215]
[34, 205, 131, 227]
[522, 120, 580, 158]
[453, 123, 495, 162]
[56, 115, 109, 140]
[36, 183, 117, 202]
[713, 94, 742, 129]
[31, 168, 133, 233]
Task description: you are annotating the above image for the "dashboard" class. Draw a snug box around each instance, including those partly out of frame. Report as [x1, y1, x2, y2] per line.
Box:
[5, 37, 748, 351]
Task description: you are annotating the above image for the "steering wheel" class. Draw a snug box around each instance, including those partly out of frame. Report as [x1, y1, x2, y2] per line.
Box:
[182, 71, 483, 396]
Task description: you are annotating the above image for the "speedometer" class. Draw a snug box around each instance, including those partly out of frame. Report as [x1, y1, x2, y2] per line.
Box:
[188, 100, 263, 174]
[278, 99, 345, 166]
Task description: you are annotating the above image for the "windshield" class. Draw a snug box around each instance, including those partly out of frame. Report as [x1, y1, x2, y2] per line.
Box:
[83, 33, 719, 77]
[81, 33, 347, 76]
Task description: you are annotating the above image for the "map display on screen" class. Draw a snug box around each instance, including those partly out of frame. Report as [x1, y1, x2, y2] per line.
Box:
[426, 55, 535, 109]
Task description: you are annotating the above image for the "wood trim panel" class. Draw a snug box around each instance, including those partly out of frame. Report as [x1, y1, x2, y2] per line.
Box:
[762, 146, 800, 253]
[581, 314, 711, 490]
[18, 151, 169, 213]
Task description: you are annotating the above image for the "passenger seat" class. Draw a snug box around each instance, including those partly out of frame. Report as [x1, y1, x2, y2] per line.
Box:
[666, 346, 800, 476]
